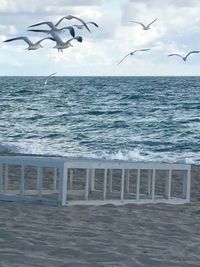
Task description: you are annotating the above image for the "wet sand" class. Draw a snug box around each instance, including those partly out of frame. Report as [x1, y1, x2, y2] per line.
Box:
[0, 157, 200, 266]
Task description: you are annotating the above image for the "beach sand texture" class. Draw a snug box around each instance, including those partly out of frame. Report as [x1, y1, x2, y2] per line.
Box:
[0, 164, 199, 267]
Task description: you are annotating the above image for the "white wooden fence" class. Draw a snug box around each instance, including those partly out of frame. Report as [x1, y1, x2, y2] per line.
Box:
[0, 156, 191, 206]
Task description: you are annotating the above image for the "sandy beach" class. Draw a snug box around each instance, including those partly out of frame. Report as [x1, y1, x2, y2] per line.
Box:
[0, 162, 199, 267]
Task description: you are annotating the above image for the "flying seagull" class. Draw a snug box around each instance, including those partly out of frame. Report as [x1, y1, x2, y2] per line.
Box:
[3, 36, 51, 50]
[55, 15, 91, 32]
[130, 18, 157, 30]
[44, 72, 57, 85]
[28, 21, 75, 37]
[117, 49, 151, 65]
[168, 51, 200, 61]
[72, 21, 99, 30]
[28, 30, 82, 52]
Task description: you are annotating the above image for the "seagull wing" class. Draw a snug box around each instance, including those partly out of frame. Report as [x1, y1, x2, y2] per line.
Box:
[185, 50, 200, 59]
[57, 15, 91, 32]
[4, 36, 33, 45]
[87, 22, 99, 28]
[28, 21, 55, 29]
[168, 53, 183, 58]
[60, 26, 75, 37]
[27, 30, 63, 44]
[66, 36, 83, 44]
[117, 53, 131, 65]
[27, 29, 50, 33]
[55, 16, 66, 27]
[135, 48, 151, 53]
[45, 72, 57, 85]
[147, 18, 158, 27]
[48, 72, 57, 77]
[130, 21, 146, 28]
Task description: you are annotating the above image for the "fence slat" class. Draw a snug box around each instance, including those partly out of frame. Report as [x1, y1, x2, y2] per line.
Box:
[136, 169, 140, 201]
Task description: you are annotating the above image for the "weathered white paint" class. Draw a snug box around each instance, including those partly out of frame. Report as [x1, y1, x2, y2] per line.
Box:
[90, 168, 95, 191]
[126, 169, 130, 193]
[69, 169, 73, 190]
[85, 168, 89, 201]
[103, 169, 107, 200]
[186, 169, 191, 202]
[166, 169, 172, 199]
[53, 168, 57, 191]
[109, 169, 113, 192]
[121, 169, 125, 201]
[136, 169, 140, 201]
[0, 156, 192, 206]
[147, 169, 151, 195]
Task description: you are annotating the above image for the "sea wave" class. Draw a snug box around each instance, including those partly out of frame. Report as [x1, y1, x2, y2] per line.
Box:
[0, 142, 197, 164]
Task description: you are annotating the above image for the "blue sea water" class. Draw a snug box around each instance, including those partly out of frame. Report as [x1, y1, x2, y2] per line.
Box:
[0, 76, 200, 163]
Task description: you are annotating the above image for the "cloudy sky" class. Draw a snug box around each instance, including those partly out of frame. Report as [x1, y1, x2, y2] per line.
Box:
[1, 0, 200, 76]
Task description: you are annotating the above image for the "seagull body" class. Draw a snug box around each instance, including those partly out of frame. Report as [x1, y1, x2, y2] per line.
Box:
[55, 15, 91, 32]
[130, 18, 157, 30]
[117, 49, 151, 65]
[72, 21, 99, 30]
[4, 36, 51, 50]
[28, 21, 75, 37]
[168, 51, 200, 61]
[28, 30, 82, 52]
[45, 72, 57, 85]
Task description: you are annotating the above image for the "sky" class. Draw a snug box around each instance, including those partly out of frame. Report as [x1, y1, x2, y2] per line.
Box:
[1, 0, 200, 76]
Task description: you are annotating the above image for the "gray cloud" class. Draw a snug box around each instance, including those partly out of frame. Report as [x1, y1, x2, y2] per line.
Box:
[0, 0, 104, 14]
[127, 0, 199, 7]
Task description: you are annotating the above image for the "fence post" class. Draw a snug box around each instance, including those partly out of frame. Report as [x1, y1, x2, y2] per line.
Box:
[136, 169, 140, 201]
[165, 169, 171, 199]
[90, 169, 95, 191]
[69, 169, 73, 190]
[53, 168, 57, 191]
[186, 168, 191, 202]
[147, 169, 151, 195]
[58, 163, 68, 206]
[85, 169, 89, 201]
[103, 169, 107, 200]
[121, 169, 125, 201]
[126, 169, 130, 193]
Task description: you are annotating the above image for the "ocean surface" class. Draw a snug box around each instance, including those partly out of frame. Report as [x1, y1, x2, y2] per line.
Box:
[0, 76, 200, 164]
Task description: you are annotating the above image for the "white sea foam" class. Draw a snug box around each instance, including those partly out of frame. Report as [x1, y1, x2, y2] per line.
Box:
[0, 141, 199, 165]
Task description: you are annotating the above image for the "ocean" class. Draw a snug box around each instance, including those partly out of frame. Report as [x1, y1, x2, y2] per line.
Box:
[0, 76, 200, 163]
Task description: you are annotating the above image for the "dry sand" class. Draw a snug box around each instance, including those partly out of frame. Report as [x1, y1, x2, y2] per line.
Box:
[0, 158, 200, 267]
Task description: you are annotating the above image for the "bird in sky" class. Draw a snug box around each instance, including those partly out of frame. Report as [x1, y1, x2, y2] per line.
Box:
[55, 15, 91, 32]
[130, 18, 158, 30]
[72, 21, 99, 30]
[168, 51, 200, 61]
[117, 49, 151, 65]
[44, 72, 57, 85]
[3, 36, 51, 50]
[28, 21, 75, 37]
[28, 29, 82, 52]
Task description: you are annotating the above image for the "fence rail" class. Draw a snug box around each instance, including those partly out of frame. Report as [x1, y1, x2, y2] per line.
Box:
[0, 156, 191, 206]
